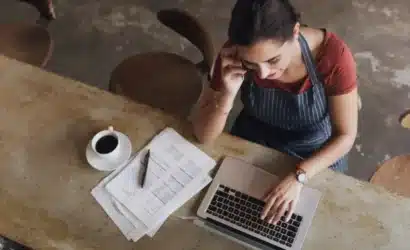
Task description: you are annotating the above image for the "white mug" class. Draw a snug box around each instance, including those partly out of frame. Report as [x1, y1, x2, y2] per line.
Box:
[91, 126, 121, 162]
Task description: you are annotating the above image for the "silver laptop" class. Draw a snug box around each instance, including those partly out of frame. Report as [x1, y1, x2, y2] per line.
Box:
[195, 157, 321, 250]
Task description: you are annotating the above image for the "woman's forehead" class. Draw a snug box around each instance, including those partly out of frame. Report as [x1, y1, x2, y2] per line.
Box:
[238, 39, 287, 63]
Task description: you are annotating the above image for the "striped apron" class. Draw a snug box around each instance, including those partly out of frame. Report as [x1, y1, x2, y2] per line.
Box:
[231, 35, 347, 172]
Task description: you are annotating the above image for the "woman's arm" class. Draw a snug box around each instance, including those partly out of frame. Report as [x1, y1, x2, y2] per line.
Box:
[299, 88, 358, 178]
[191, 45, 246, 144]
[299, 35, 358, 177]
[191, 86, 236, 144]
[261, 88, 358, 224]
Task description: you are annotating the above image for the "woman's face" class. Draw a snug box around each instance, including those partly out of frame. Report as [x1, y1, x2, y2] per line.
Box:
[237, 34, 299, 80]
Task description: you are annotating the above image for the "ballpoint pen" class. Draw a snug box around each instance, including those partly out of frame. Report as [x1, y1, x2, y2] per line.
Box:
[140, 149, 150, 188]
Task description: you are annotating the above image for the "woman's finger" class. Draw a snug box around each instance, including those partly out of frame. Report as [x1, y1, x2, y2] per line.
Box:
[267, 196, 284, 223]
[285, 200, 295, 222]
[262, 187, 274, 201]
[224, 64, 245, 72]
[220, 46, 237, 57]
[221, 57, 243, 69]
[271, 200, 288, 224]
[261, 192, 277, 220]
[224, 66, 246, 77]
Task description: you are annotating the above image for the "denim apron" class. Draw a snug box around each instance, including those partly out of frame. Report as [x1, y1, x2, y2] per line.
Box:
[231, 35, 347, 172]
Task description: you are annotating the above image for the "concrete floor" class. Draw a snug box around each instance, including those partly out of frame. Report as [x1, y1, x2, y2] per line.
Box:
[2, 0, 410, 181]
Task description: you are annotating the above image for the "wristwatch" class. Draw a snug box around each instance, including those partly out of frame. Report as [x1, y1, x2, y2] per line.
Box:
[295, 168, 307, 184]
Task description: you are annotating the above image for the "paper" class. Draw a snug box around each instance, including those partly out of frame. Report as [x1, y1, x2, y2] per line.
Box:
[91, 128, 215, 241]
[111, 197, 163, 237]
[148, 174, 211, 236]
[91, 156, 146, 241]
[105, 128, 215, 228]
[92, 151, 168, 241]
[109, 173, 212, 238]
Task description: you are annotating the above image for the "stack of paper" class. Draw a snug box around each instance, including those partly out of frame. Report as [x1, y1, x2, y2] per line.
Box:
[91, 128, 216, 241]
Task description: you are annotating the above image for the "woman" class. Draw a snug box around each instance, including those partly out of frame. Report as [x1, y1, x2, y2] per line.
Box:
[192, 0, 358, 225]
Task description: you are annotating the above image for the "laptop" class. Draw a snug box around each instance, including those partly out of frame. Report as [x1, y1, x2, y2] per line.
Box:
[195, 157, 321, 250]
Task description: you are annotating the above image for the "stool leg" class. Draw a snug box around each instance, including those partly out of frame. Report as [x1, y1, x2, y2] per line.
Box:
[19, 0, 56, 21]
[357, 93, 362, 111]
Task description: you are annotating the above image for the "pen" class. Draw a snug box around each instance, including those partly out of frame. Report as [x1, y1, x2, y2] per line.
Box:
[140, 149, 150, 188]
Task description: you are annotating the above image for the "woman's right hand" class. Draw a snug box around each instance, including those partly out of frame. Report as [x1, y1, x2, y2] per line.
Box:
[192, 45, 245, 144]
[218, 46, 247, 96]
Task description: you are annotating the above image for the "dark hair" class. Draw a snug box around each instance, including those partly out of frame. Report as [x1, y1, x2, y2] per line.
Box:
[228, 0, 301, 45]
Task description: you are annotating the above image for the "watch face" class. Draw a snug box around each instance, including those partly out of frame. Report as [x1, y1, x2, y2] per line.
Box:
[297, 172, 307, 183]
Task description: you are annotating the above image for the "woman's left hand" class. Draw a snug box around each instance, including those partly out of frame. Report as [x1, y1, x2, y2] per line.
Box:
[261, 173, 303, 224]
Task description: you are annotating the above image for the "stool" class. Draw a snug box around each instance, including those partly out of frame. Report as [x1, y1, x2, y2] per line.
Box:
[0, 0, 55, 67]
[370, 155, 410, 197]
[400, 110, 410, 129]
[109, 9, 214, 118]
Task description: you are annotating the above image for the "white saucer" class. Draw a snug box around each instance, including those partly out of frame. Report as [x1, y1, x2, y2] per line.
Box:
[86, 132, 132, 171]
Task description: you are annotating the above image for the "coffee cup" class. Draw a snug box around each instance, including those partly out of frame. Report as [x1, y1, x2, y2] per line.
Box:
[91, 126, 121, 162]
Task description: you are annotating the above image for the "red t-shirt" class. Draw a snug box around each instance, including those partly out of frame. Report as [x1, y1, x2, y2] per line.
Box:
[210, 31, 357, 96]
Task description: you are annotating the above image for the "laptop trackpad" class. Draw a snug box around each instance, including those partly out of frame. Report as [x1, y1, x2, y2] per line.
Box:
[215, 157, 280, 200]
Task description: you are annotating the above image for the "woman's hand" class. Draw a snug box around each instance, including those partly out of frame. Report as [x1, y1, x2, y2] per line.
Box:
[219, 46, 247, 96]
[261, 173, 302, 224]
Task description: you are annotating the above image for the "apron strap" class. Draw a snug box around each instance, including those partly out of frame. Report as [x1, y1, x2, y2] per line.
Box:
[298, 35, 322, 86]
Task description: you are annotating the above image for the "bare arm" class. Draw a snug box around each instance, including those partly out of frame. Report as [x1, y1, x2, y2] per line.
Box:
[191, 85, 236, 144]
[191, 46, 245, 144]
[299, 88, 358, 177]
[261, 88, 358, 224]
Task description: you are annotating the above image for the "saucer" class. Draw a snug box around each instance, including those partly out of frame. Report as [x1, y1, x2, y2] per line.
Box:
[86, 131, 132, 171]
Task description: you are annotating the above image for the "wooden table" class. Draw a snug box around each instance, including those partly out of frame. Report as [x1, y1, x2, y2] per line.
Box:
[0, 55, 409, 250]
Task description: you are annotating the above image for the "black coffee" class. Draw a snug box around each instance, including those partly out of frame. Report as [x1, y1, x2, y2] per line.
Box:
[95, 135, 118, 154]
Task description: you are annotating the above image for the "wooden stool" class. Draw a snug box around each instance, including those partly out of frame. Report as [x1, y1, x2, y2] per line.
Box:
[110, 52, 204, 117]
[18, 0, 56, 21]
[109, 9, 214, 118]
[0, 0, 55, 67]
[400, 110, 410, 129]
[370, 155, 410, 197]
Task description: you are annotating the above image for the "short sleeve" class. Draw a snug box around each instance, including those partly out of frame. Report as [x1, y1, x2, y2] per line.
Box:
[324, 39, 357, 96]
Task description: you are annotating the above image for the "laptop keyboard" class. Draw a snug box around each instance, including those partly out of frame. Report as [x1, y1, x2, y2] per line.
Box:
[206, 185, 303, 248]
